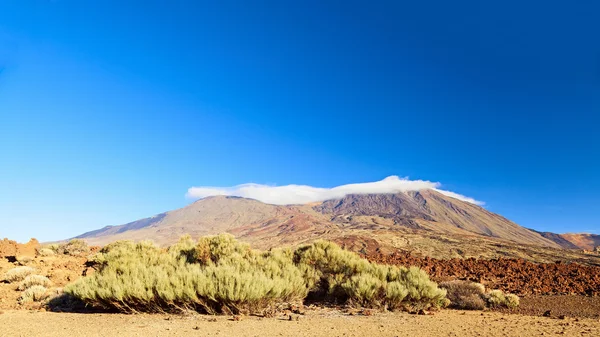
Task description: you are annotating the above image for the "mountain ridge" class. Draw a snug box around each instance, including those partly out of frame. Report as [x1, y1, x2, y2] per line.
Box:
[73, 190, 599, 264]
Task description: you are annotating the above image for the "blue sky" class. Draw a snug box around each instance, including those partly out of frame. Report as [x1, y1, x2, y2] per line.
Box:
[1, 1, 599, 242]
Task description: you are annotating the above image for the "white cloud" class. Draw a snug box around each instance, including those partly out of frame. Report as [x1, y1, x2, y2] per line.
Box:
[187, 175, 484, 206]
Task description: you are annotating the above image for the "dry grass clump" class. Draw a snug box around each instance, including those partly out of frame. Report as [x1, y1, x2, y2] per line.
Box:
[52, 239, 90, 256]
[64, 235, 446, 314]
[3, 266, 35, 283]
[37, 248, 56, 256]
[440, 280, 519, 310]
[16, 256, 34, 265]
[439, 280, 486, 310]
[19, 285, 49, 303]
[18, 275, 52, 291]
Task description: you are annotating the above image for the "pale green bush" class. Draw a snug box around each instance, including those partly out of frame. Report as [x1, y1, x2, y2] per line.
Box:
[504, 294, 520, 308]
[4, 266, 35, 283]
[64, 235, 446, 314]
[19, 285, 48, 303]
[485, 289, 520, 309]
[18, 275, 52, 291]
[294, 240, 446, 310]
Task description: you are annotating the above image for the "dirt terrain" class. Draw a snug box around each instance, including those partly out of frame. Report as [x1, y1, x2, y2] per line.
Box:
[502, 295, 600, 320]
[1, 309, 599, 337]
[0, 246, 88, 311]
[1, 240, 600, 336]
[368, 251, 600, 296]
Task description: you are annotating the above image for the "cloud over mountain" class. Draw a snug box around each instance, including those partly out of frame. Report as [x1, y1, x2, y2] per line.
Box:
[187, 176, 484, 206]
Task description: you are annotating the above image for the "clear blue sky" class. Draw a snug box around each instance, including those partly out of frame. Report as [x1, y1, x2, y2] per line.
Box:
[1, 1, 598, 243]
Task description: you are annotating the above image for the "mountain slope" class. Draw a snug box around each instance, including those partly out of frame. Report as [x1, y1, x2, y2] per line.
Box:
[314, 190, 558, 248]
[75, 190, 595, 262]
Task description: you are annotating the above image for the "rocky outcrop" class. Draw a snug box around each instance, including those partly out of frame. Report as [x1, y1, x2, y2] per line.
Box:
[0, 238, 40, 257]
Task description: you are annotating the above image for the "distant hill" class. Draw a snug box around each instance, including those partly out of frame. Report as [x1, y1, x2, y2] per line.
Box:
[74, 189, 599, 263]
[535, 231, 600, 250]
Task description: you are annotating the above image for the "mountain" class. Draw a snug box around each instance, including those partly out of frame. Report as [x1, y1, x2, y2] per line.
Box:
[536, 231, 600, 251]
[74, 189, 599, 263]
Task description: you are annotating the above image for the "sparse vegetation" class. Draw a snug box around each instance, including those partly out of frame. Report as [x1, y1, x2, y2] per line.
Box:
[37, 248, 56, 256]
[18, 275, 52, 291]
[64, 235, 446, 314]
[440, 280, 519, 310]
[16, 255, 34, 265]
[52, 239, 90, 256]
[3, 266, 35, 283]
[19, 285, 48, 303]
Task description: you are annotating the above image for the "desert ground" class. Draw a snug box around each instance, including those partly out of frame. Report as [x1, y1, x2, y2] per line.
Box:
[1, 309, 599, 337]
[2, 238, 600, 336]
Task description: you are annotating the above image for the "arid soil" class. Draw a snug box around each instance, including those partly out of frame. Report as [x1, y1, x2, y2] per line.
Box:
[503, 295, 600, 320]
[368, 252, 600, 295]
[1, 309, 599, 337]
[0, 248, 88, 310]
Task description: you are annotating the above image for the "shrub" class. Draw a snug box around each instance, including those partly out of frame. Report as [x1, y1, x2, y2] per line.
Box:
[55, 239, 89, 256]
[66, 237, 307, 314]
[47, 244, 60, 252]
[16, 256, 34, 265]
[18, 275, 52, 291]
[38, 248, 56, 257]
[485, 289, 520, 309]
[294, 240, 447, 310]
[19, 285, 48, 303]
[64, 235, 446, 314]
[440, 281, 519, 310]
[440, 280, 487, 310]
[505, 294, 520, 308]
[4, 266, 35, 283]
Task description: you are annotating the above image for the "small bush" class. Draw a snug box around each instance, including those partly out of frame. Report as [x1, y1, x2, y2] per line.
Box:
[16, 255, 34, 265]
[55, 239, 89, 256]
[440, 281, 519, 310]
[19, 285, 48, 303]
[505, 294, 520, 308]
[18, 275, 52, 291]
[38, 248, 56, 257]
[4, 266, 35, 283]
[485, 289, 520, 309]
[440, 280, 487, 310]
[47, 244, 60, 252]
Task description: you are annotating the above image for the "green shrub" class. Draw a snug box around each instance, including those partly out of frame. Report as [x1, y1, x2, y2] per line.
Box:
[294, 240, 446, 310]
[64, 235, 446, 314]
[440, 280, 487, 310]
[19, 285, 48, 303]
[486, 289, 519, 309]
[18, 275, 52, 291]
[504, 293, 520, 308]
[4, 266, 35, 283]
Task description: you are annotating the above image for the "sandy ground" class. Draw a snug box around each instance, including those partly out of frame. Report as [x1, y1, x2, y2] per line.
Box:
[1, 309, 599, 337]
